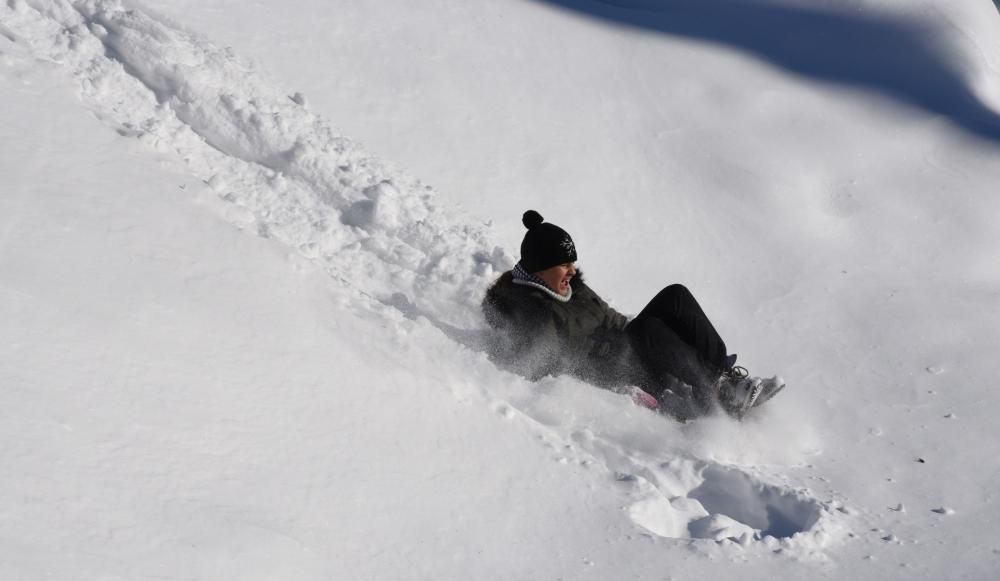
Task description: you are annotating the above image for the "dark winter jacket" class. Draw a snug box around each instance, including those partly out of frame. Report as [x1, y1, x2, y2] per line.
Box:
[482, 270, 640, 387]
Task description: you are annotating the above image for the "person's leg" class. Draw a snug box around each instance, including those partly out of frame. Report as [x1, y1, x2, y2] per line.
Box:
[625, 317, 718, 418]
[632, 284, 730, 376]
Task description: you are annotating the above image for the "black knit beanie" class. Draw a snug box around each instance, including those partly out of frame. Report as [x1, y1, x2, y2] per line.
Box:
[519, 210, 577, 273]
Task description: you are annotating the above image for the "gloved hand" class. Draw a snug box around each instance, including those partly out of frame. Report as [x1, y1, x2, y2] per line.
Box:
[624, 386, 659, 410]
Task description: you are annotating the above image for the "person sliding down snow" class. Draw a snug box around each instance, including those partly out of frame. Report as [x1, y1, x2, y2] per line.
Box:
[482, 210, 783, 421]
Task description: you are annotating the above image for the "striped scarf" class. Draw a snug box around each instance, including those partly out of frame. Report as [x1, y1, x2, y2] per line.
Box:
[511, 262, 572, 303]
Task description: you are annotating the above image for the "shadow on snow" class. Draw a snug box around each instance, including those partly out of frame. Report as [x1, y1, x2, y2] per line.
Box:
[532, 0, 1000, 144]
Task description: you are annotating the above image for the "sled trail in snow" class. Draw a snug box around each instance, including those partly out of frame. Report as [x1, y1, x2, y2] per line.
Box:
[5, 0, 510, 329]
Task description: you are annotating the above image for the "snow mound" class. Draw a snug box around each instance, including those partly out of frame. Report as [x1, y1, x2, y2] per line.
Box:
[4, 0, 510, 328]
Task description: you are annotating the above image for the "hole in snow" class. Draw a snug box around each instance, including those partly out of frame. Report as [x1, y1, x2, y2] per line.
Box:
[688, 465, 821, 539]
[626, 461, 826, 544]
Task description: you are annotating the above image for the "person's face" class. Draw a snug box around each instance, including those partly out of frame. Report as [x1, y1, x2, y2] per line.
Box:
[535, 262, 577, 296]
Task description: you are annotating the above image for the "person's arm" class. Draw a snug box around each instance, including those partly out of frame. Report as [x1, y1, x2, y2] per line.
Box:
[484, 286, 568, 381]
[599, 295, 630, 330]
[511, 302, 566, 381]
[579, 280, 629, 330]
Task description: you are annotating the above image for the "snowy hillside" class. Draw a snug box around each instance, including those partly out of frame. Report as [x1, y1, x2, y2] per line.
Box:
[2, 0, 1000, 579]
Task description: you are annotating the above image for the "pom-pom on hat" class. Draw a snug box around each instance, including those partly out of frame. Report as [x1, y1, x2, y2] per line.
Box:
[519, 210, 577, 273]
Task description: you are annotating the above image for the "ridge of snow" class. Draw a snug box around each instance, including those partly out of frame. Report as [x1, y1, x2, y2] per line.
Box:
[5, 0, 511, 329]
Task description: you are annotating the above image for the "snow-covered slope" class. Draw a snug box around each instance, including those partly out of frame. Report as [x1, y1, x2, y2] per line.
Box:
[3, 0, 1000, 579]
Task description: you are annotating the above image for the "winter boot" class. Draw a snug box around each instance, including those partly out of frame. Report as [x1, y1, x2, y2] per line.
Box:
[717, 367, 785, 420]
[752, 375, 785, 407]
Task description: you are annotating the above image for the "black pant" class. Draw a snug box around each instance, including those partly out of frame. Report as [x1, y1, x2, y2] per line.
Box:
[625, 284, 729, 416]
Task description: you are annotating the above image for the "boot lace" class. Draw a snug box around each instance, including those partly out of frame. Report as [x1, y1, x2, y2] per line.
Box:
[725, 365, 749, 380]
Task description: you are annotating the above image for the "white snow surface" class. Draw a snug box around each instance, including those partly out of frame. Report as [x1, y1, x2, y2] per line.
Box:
[2, 0, 1000, 579]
